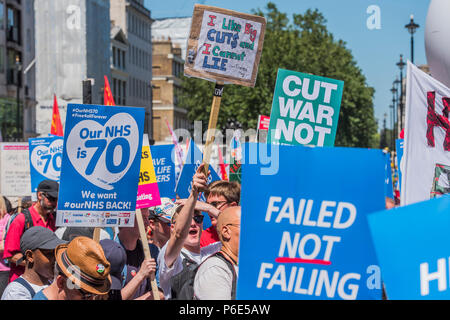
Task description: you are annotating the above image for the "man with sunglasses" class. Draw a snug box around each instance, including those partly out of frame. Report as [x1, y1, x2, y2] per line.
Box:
[1, 226, 66, 300]
[158, 164, 222, 299]
[3, 180, 59, 282]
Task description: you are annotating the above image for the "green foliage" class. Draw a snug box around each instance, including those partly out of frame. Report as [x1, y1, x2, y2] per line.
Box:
[180, 2, 379, 148]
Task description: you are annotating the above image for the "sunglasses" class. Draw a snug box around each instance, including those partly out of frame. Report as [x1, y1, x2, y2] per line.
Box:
[193, 215, 204, 224]
[44, 193, 57, 202]
[208, 200, 228, 209]
[77, 288, 96, 300]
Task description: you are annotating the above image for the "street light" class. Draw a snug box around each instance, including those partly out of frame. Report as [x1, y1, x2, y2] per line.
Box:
[390, 84, 397, 141]
[15, 55, 22, 141]
[396, 54, 406, 131]
[405, 14, 420, 64]
[393, 77, 401, 138]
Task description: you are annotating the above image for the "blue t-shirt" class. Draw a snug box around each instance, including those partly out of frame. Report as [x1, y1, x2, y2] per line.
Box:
[32, 290, 49, 300]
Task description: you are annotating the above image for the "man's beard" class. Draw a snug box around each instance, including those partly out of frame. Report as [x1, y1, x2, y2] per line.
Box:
[40, 199, 56, 214]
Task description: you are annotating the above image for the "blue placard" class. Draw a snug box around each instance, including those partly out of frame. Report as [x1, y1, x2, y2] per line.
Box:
[384, 152, 394, 199]
[28, 135, 64, 200]
[237, 143, 385, 300]
[150, 144, 176, 201]
[175, 140, 221, 229]
[396, 139, 404, 192]
[368, 195, 450, 299]
[57, 104, 145, 227]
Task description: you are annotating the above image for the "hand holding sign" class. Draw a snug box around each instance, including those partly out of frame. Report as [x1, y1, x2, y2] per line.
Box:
[192, 163, 210, 195]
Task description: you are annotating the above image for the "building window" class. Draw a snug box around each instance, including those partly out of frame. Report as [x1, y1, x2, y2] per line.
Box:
[7, 6, 20, 44]
[112, 47, 116, 66]
[0, 2, 4, 30]
[123, 81, 126, 105]
[122, 50, 126, 69]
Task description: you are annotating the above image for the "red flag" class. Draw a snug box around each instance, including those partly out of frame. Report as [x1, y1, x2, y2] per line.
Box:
[104, 76, 116, 106]
[51, 95, 64, 136]
[218, 145, 228, 181]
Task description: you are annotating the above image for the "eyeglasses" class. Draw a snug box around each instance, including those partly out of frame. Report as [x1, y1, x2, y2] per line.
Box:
[193, 215, 204, 224]
[208, 200, 228, 209]
[44, 193, 57, 203]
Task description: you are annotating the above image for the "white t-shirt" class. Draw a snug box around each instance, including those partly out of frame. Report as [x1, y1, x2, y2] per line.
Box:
[194, 255, 238, 300]
[158, 241, 221, 299]
[1, 276, 48, 300]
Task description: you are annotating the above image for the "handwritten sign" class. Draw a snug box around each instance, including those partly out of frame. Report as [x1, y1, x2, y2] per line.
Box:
[184, 4, 266, 87]
[0, 143, 31, 197]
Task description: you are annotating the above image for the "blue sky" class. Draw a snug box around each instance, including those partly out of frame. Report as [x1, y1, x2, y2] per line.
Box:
[145, 0, 431, 132]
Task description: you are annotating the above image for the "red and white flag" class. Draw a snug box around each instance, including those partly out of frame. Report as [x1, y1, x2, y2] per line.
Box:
[402, 61, 450, 205]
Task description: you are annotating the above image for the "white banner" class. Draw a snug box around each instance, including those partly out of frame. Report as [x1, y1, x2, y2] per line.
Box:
[402, 61, 450, 205]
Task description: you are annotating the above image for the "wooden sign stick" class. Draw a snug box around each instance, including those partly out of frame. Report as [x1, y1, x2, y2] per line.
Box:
[203, 82, 224, 176]
[135, 209, 160, 300]
[93, 228, 101, 243]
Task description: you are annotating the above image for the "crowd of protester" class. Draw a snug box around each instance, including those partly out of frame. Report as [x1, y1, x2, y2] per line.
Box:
[0, 163, 241, 300]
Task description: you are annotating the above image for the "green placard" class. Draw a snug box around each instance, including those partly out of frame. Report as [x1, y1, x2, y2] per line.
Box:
[268, 69, 344, 146]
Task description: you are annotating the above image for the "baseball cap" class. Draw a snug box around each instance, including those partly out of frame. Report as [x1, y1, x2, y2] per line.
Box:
[37, 180, 59, 198]
[100, 239, 126, 291]
[150, 197, 178, 223]
[20, 226, 67, 255]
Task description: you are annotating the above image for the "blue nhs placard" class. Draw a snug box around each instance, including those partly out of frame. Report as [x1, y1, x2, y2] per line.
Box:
[28, 135, 63, 201]
[368, 195, 450, 299]
[150, 144, 176, 200]
[237, 143, 385, 300]
[57, 104, 145, 227]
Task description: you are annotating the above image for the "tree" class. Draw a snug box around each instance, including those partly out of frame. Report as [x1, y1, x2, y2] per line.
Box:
[180, 3, 379, 147]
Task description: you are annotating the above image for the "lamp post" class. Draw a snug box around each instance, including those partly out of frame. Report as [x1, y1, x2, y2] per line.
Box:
[15, 55, 22, 141]
[390, 84, 398, 142]
[389, 104, 395, 150]
[405, 14, 420, 64]
[396, 54, 406, 130]
[393, 77, 401, 138]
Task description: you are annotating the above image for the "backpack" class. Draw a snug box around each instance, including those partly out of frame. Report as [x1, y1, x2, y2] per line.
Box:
[2, 209, 34, 267]
[13, 277, 36, 298]
[170, 251, 237, 300]
[3, 209, 34, 241]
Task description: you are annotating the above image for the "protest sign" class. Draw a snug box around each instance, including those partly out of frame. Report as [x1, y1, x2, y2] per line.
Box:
[0, 143, 31, 197]
[384, 152, 394, 199]
[150, 144, 176, 200]
[175, 140, 221, 201]
[402, 62, 450, 205]
[368, 195, 450, 299]
[256, 115, 270, 143]
[258, 115, 270, 131]
[268, 69, 344, 147]
[136, 134, 161, 209]
[175, 140, 221, 229]
[57, 104, 145, 227]
[396, 139, 404, 192]
[28, 135, 63, 201]
[237, 143, 385, 300]
[184, 4, 266, 178]
[184, 4, 266, 87]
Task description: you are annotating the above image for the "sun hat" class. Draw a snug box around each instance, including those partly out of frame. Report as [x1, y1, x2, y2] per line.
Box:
[55, 236, 111, 295]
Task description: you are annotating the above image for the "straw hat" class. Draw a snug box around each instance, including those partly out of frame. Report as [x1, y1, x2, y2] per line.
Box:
[55, 236, 111, 295]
